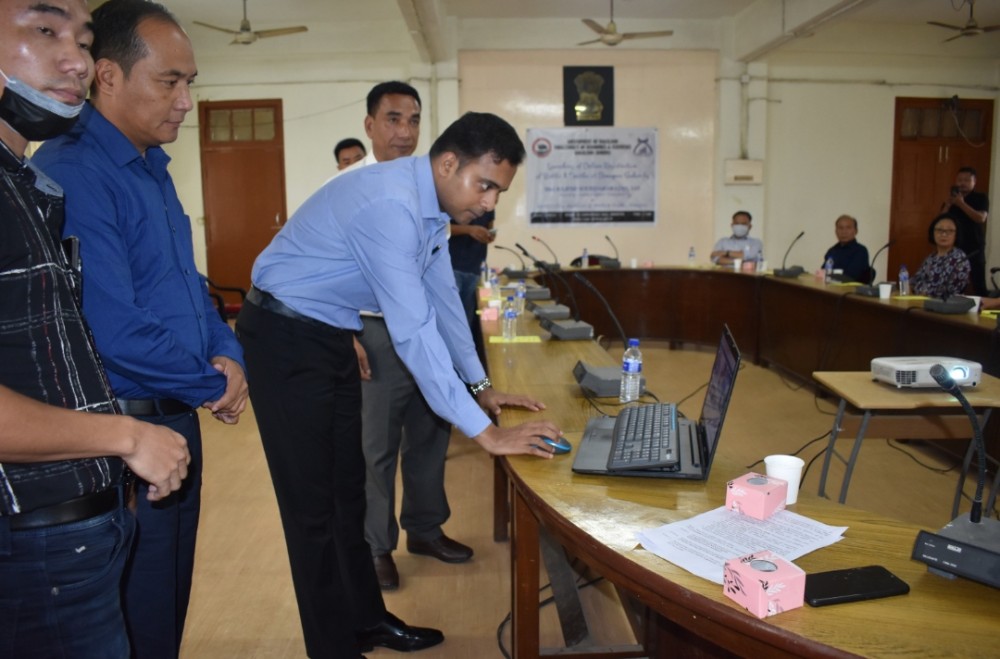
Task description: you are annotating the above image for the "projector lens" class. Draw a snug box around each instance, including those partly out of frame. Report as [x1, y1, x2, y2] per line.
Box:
[950, 366, 968, 380]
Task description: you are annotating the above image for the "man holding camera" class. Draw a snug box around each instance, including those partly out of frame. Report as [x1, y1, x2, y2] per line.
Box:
[941, 166, 989, 294]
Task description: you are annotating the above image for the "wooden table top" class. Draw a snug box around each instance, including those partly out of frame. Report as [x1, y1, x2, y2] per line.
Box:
[813, 371, 1000, 411]
[487, 313, 1000, 658]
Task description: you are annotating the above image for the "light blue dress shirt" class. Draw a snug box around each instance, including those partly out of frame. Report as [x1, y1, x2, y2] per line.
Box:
[711, 235, 764, 264]
[33, 104, 243, 407]
[252, 155, 491, 438]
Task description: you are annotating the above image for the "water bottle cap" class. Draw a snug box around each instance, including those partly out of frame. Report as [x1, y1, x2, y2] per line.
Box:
[507, 296, 514, 301]
[628, 338, 639, 347]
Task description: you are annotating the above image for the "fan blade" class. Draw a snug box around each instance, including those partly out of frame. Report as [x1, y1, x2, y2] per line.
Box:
[621, 30, 674, 41]
[943, 33, 968, 42]
[576, 38, 603, 46]
[582, 19, 607, 35]
[193, 21, 240, 36]
[927, 21, 964, 31]
[980, 25, 1000, 32]
[254, 26, 309, 39]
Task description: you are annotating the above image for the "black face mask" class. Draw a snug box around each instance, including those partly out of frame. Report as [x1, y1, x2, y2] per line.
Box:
[0, 71, 83, 142]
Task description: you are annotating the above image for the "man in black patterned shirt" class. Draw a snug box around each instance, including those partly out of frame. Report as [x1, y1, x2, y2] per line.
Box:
[0, 1, 189, 656]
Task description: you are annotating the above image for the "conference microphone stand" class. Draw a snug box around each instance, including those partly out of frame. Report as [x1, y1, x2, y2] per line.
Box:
[773, 231, 806, 278]
[855, 241, 894, 296]
[494, 245, 531, 279]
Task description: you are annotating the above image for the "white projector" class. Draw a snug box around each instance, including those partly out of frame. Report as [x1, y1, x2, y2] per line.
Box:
[871, 356, 981, 389]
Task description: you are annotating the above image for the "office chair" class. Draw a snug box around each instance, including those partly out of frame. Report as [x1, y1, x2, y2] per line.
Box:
[206, 278, 247, 321]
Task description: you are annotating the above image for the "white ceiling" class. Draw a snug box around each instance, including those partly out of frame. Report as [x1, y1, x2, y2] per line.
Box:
[94, 0, 1000, 65]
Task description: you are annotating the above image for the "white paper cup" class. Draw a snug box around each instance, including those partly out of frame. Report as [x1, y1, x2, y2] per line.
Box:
[878, 283, 892, 299]
[764, 454, 805, 505]
[630, 257, 638, 269]
[732, 258, 742, 272]
[966, 296, 981, 314]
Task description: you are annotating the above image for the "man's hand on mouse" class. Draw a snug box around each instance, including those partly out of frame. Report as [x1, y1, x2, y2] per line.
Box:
[472, 422, 564, 458]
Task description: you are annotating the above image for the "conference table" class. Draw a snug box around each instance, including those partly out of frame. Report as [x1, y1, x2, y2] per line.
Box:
[483, 267, 1000, 658]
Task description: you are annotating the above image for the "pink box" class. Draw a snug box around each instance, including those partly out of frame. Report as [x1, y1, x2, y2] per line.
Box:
[723, 551, 805, 618]
[480, 307, 499, 321]
[725, 472, 787, 520]
[478, 287, 493, 300]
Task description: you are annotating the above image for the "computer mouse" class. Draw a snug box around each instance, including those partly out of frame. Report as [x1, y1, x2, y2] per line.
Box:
[537, 436, 572, 455]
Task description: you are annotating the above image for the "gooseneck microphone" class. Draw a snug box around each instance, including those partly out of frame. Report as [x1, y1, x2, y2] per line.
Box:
[930, 364, 985, 523]
[518, 241, 558, 272]
[532, 235, 561, 269]
[532, 260, 595, 340]
[572, 271, 627, 346]
[773, 231, 805, 278]
[601, 235, 622, 269]
[494, 245, 530, 278]
[605, 235, 619, 260]
[855, 240, 895, 296]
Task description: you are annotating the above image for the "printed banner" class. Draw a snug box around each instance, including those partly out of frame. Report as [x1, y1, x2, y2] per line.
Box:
[526, 127, 657, 224]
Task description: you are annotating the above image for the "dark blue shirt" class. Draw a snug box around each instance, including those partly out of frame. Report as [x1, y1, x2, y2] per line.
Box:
[823, 239, 870, 283]
[33, 104, 243, 407]
[449, 211, 494, 274]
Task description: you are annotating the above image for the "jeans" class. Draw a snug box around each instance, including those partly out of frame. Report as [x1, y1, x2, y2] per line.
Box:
[0, 504, 135, 659]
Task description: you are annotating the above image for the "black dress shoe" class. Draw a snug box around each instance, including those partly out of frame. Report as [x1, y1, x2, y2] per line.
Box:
[356, 612, 444, 652]
[373, 553, 399, 591]
[406, 534, 473, 564]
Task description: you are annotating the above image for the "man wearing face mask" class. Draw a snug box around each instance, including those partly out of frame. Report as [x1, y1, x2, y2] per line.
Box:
[34, 1, 247, 656]
[711, 210, 764, 266]
[0, 0, 191, 656]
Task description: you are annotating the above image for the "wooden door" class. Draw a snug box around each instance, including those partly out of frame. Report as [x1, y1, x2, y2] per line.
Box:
[199, 99, 287, 300]
[888, 98, 992, 279]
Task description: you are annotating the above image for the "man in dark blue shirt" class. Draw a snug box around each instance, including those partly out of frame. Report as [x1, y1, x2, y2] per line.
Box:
[823, 214, 870, 283]
[34, 1, 247, 656]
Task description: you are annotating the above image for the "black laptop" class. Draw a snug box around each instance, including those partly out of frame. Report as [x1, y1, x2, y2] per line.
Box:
[571, 326, 741, 480]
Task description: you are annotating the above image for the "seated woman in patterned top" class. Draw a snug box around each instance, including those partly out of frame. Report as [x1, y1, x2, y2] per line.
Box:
[912, 214, 971, 298]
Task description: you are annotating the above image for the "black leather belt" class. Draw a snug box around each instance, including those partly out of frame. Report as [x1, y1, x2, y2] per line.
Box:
[8, 488, 121, 531]
[246, 286, 343, 332]
[118, 398, 193, 416]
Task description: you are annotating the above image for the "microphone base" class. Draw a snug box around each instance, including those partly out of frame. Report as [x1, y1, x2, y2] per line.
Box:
[501, 268, 532, 279]
[598, 257, 621, 269]
[533, 304, 571, 321]
[573, 361, 645, 397]
[912, 514, 1000, 589]
[855, 285, 880, 297]
[539, 318, 594, 341]
[524, 287, 551, 301]
[924, 297, 976, 314]
[772, 266, 804, 278]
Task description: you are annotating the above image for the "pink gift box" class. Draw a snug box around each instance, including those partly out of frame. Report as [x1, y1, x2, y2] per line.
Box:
[478, 287, 493, 300]
[725, 472, 787, 520]
[723, 551, 805, 618]
[480, 307, 499, 321]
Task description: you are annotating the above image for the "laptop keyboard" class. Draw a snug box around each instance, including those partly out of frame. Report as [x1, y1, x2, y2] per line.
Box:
[607, 403, 678, 471]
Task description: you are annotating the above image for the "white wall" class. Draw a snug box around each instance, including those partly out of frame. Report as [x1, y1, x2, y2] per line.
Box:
[163, 27, 999, 283]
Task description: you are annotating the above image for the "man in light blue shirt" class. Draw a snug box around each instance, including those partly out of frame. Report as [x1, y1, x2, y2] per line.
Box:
[711, 210, 764, 265]
[236, 112, 562, 657]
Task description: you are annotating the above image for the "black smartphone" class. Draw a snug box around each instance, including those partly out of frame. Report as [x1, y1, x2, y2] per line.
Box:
[804, 565, 909, 607]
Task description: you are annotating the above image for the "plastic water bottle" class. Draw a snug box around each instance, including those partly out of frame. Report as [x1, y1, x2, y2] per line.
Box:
[619, 338, 643, 403]
[515, 279, 527, 314]
[898, 265, 910, 296]
[480, 260, 488, 285]
[502, 296, 517, 340]
[688, 246, 696, 265]
[490, 272, 501, 302]
[824, 257, 835, 283]
[581, 247, 589, 267]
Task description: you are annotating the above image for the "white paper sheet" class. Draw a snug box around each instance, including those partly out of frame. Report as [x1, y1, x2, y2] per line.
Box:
[636, 506, 847, 584]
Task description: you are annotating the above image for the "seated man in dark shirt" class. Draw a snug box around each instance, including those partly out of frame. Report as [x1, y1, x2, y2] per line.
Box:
[823, 214, 870, 283]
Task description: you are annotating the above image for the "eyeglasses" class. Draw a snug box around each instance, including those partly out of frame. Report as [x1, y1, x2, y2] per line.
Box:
[934, 228, 956, 234]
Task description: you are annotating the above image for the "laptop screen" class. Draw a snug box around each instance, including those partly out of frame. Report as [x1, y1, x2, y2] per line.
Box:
[698, 325, 742, 468]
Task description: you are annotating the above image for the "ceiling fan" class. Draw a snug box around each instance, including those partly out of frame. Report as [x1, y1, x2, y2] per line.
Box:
[927, 0, 1000, 42]
[193, 0, 308, 46]
[578, 0, 673, 47]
